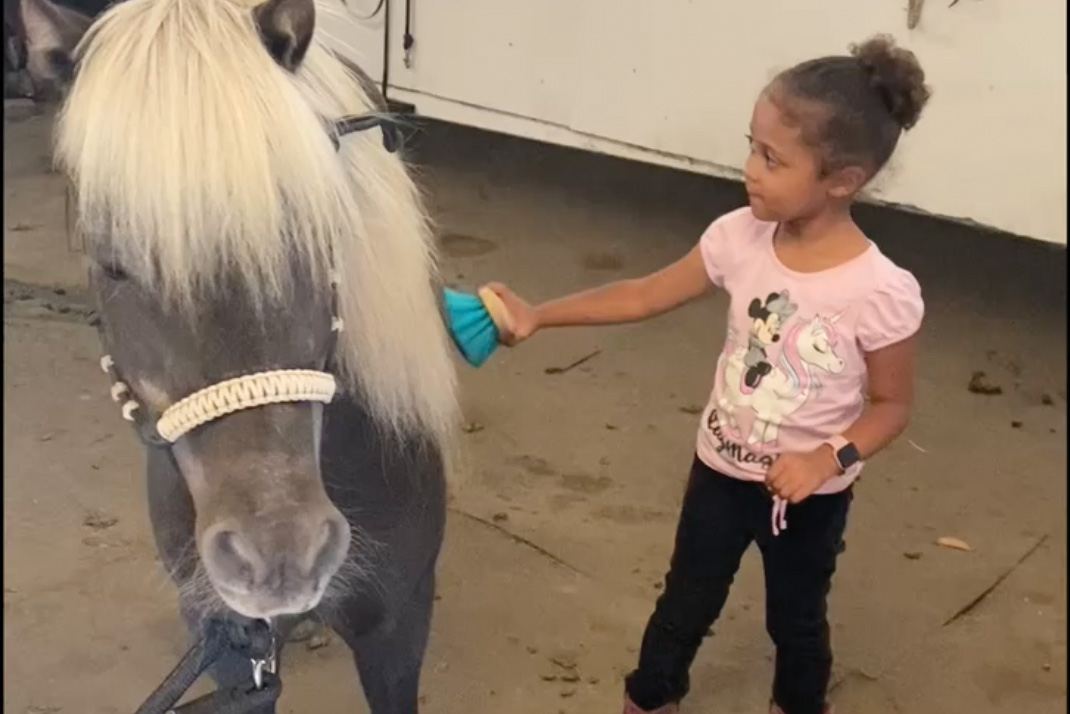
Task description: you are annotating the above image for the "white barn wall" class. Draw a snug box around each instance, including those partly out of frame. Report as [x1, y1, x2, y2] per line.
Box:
[322, 1, 1067, 244]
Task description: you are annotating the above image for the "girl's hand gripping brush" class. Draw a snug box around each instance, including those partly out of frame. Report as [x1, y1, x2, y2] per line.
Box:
[443, 287, 514, 367]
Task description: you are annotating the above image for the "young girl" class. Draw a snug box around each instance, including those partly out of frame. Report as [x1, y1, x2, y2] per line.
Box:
[485, 35, 930, 714]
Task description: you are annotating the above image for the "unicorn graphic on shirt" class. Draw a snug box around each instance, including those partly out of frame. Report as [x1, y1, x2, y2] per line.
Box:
[717, 314, 846, 450]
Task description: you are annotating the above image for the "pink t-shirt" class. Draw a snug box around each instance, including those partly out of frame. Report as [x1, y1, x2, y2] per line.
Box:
[695, 207, 924, 495]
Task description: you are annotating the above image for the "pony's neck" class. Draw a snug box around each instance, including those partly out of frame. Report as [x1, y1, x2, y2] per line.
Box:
[781, 323, 812, 394]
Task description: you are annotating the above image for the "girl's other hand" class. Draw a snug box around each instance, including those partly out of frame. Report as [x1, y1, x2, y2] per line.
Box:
[483, 282, 539, 346]
[766, 447, 841, 504]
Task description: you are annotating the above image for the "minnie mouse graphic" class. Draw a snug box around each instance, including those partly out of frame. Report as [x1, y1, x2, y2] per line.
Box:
[743, 290, 797, 389]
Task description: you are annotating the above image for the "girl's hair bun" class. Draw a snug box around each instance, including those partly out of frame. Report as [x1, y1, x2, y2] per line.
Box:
[851, 35, 931, 131]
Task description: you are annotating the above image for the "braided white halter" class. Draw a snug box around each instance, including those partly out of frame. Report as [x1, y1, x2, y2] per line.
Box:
[96, 269, 345, 443]
[101, 358, 337, 443]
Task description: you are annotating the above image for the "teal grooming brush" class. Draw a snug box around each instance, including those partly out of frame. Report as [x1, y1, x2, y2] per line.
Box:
[443, 287, 513, 368]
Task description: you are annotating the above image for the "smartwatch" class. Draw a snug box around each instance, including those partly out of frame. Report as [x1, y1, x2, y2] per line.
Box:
[823, 435, 860, 473]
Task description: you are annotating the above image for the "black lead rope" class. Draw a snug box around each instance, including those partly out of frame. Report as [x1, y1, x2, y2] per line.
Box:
[134, 617, 280, 714]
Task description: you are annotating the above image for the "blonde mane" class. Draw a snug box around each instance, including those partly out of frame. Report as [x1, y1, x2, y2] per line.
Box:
[54, 0, 458, 448]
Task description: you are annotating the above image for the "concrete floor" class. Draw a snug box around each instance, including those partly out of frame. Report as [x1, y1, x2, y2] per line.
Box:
[4, 101, 1067, 714]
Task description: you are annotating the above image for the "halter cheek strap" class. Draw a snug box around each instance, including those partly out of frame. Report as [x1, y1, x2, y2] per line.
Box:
[331, 113, 402, 153]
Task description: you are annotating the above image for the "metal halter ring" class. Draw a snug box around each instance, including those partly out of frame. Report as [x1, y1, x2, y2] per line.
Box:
[250, 633, 277, 690]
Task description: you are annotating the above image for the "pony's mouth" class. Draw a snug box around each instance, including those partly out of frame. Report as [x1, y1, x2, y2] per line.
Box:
[212, 579, 328, 619]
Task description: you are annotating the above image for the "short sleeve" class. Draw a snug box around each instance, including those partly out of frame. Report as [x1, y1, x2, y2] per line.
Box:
[856, 268, 925, 352]
[698, 207, 754, 288]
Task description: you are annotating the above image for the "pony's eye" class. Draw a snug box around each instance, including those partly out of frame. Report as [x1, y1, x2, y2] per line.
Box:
[99, 262, 129, 281]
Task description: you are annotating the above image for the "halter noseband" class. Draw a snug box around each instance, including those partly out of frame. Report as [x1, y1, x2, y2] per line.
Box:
[96, 269, 344, 447]
[94, 113, 400, 446]
[102, 357, 339, 443]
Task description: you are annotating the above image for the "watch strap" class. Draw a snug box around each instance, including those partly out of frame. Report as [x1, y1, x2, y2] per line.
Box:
[823, 435, 854, 472]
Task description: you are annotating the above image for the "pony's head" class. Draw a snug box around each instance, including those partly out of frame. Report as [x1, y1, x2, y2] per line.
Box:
[794, 315, 846, 375]
[51, 0, 457, 618]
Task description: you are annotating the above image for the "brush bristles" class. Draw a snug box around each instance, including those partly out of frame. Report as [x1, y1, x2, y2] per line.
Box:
[443, 289, 500, 367]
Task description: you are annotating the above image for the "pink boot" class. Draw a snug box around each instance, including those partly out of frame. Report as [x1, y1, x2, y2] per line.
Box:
[623, 694, 679, 714]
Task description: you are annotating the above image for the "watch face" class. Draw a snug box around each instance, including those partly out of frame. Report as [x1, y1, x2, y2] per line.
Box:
[837, 443, 861, 469]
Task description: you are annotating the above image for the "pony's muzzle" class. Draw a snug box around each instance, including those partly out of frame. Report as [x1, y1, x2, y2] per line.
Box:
[200, 505, 350, 618]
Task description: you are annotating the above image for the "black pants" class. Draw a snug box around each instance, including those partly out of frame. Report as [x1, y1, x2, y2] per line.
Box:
[624, 457, 852, 714]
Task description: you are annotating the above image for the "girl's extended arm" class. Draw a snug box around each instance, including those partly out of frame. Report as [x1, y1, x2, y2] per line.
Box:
[486, 244, 712, 344]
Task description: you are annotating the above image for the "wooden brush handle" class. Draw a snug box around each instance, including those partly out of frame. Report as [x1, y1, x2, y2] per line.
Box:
[477, 287, 515, 335]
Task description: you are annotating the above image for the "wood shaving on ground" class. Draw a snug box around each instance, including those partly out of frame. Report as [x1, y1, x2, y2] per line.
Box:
[936, 536, 972, 552]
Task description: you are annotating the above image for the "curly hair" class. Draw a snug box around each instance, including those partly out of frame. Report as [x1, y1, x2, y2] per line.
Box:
[769, 35, 932, 177]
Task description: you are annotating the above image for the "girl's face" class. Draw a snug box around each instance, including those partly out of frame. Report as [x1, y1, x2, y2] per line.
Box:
[743, 92, 841, 223]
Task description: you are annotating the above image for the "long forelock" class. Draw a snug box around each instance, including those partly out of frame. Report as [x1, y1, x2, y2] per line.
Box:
[56, 0, 458, 449]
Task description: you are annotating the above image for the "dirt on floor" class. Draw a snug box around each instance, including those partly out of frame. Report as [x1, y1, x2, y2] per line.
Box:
[3, 101, 1067, 714]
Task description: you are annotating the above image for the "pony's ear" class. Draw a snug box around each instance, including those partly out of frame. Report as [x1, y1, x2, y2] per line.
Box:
[253, 0, 314, 72]
[17, 0, 93, 102]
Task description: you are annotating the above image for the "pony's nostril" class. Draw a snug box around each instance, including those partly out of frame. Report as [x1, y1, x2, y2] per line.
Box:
[205, 527, 259, 585]
[309, 513, 350, 579]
